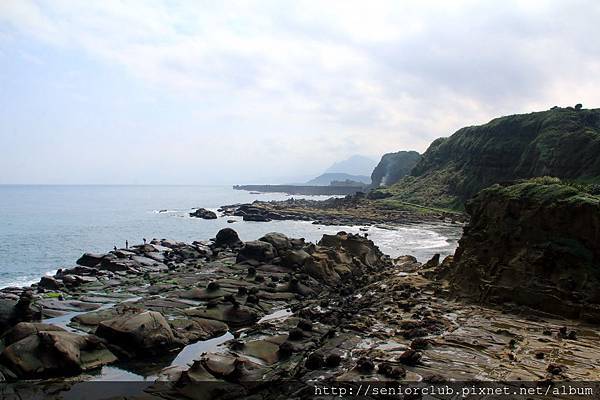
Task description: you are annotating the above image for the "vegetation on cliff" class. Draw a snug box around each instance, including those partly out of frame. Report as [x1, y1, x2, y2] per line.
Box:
[447, 178, 600, 321]
[372, 107, 600, 210]
[370, 150, 421, 187]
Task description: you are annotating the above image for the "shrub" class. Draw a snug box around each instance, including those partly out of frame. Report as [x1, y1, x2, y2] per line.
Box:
[528, 176, 562, 185]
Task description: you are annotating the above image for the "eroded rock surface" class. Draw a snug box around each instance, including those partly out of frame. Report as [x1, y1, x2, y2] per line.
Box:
[1, 327, 116, 378]
[1, 225, 599, 398]
[448, 180, 600, 321]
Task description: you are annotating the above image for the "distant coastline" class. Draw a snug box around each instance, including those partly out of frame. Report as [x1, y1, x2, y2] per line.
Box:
[233, 184, 366, 195]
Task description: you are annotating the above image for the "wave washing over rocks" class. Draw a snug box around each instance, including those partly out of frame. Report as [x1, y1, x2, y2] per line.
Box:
[1, 223, 599, 398]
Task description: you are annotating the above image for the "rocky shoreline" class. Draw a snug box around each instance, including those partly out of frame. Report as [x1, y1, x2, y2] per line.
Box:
[1, 223, 598, 398]
[216, 193, 466, 226]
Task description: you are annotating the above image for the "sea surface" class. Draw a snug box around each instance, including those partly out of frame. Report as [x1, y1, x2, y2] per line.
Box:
[0, 185, 462, 289]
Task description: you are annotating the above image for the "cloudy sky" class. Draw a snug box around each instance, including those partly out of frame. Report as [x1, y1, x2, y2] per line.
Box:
[1, 0, 599, 184]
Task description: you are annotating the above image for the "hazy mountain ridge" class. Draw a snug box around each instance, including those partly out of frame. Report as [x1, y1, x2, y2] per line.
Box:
[324, 155, 377, 176]
[306, 173, 370, 186]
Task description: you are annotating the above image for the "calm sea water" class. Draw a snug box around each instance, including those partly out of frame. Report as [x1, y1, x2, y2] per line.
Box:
[0, 185, 462, 288]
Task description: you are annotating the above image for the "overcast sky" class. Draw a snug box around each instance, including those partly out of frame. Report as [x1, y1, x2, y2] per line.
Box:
[1, 0, 599, 184]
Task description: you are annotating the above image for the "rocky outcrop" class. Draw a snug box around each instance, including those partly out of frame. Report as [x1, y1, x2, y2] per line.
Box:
[219, 195, 455, 227]
[213, 228, 243, 249]
[95, 310, 182, 357]
[304, 233, 387, 286]
[236, 240, 276, 263]
[0, 324, 116, 378]
[384, 107, 600, 209]
[448, 179, 600, 321]
[370, 150, 421, 187]
[259, 232, 291, 253]
[189, 208, 217, 219]
[0, 291, 39, 335]
[3, 227, 599, 390]
[76, 253, 106, 267]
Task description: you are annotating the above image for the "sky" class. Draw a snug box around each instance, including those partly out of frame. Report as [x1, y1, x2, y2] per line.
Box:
[1, 0, 599, 184]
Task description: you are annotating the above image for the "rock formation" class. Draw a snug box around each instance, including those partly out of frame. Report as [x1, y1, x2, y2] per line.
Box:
[1, 323, 116, 378]
[189, 208, 218, 219]
[447, 178, 600, 321]
[380, 107, 600, 209]
[370, 150, 421, 187]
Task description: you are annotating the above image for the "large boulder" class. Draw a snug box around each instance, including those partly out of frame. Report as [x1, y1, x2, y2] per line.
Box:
[38, 276, 63, 291]
[189, 208, 217, 219]
[280, 249, 311, 268]
[76, 253, 106, 267]
[2, 322, 66, 345]
[214, 228, 242, 248]
[170, 318, 228, 344]
[318, 232, 383, 267]
[0, 330, 116, 378]
[99, 257, 142, 273]
[259, 233, 291, 253]
[301, 232, 389, 286]
[448, 179, 600, 321]
[304, 252, 348, 286]
[0, 291, 39, 335]
[95, 310, 181, 356]
[236, 241, 276, 263]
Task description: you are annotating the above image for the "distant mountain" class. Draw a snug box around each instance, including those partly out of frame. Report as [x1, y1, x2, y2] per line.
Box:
[377, 106, 600, 209]
[370, 151, 421, 187]
[306, 173, 371, 186]
[325, 155, 377, 176]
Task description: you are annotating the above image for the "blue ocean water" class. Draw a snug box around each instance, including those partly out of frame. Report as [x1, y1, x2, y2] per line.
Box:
[0, 185, 462, 288]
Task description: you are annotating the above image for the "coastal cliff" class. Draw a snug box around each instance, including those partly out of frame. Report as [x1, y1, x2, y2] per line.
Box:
[447, 178, 600, 321]
[376, 107, 600, 209]
[370, 150, 421, 187]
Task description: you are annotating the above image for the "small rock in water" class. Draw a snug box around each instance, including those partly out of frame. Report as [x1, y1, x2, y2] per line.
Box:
[305, 352, 324, 370]
[325, 353, 341, 368]
[278, 341, 294, 358]
[398, 349, 422, 366]
[546, 363, 565, 375]
[356, 357, 375, 373]
[558, 326, 568, 338]
[379, 363, 406, 379]
[377, 362, 392, 376]
[410, 338, 431, 350]
[189, 208, 217, 219]
[245, 294, 259, 304]
[288, 328, 304, 341]
[297, 319, 313, 331]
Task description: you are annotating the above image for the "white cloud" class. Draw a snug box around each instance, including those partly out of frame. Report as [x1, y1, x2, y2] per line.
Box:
[1, 0, 599, 183]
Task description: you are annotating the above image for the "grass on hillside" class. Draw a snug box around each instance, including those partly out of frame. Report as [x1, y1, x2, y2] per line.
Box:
[482, 176, 600, 206]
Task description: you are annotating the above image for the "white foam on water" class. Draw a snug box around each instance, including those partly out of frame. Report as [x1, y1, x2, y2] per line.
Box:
[0, 268, 58, 289]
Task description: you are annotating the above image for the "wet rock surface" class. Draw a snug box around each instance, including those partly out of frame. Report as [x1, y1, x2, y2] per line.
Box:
[0, 227, 599, 398]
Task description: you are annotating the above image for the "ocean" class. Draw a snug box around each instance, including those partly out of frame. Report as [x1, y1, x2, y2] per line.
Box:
[0, 185, 462, 289]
